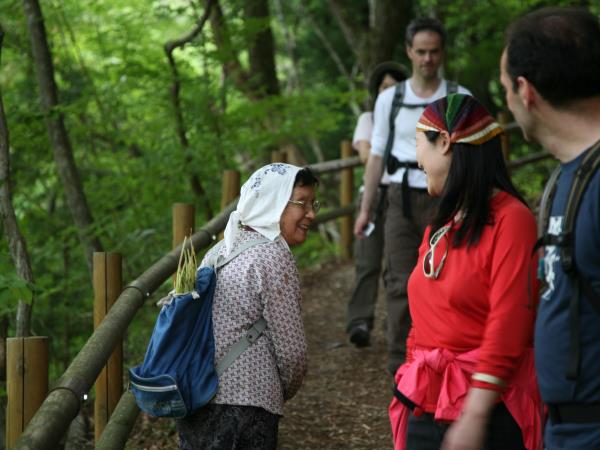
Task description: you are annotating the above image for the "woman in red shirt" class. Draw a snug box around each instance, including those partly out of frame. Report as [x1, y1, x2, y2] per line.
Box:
[389, 94, 542, 450]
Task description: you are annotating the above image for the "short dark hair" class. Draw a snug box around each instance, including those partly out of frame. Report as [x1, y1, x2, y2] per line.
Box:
[405, 17, 446, 48]
[505, 6, 600, 107]
[294, 167, 319, 188]
[424, 131, 527, 247]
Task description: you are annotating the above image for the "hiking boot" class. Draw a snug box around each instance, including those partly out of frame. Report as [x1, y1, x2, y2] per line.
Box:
[349, 323, 370, 347]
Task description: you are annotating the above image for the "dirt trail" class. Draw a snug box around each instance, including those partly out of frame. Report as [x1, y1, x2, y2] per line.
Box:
[129, 260, 394, 450]
[278, 260, 393, 450]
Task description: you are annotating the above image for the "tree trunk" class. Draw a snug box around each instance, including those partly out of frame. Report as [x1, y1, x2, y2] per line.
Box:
[22, 0, 103, 271]
[326, 0, 413, 80]
[209, 2, 253, 98]
[366, 0, 411, 70]
[165, 0, 215, 220]
[244, 0, 280, 97]
[0, 25, 35, 338]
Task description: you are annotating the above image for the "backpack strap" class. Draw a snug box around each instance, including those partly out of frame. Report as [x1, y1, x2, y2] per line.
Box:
[216, 316, 267, 377]
[536, 140, 600, 380]
[560, 140, 600, 276]
[382, 81, 406, 175]
[533, 165, 561, 256]
[214, 237, 271, 271]
[209, 236, 272, 377]
[563, 142, 600, 383]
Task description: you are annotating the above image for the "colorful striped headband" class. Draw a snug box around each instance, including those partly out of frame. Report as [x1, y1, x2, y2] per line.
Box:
[416, 93, 503, 145]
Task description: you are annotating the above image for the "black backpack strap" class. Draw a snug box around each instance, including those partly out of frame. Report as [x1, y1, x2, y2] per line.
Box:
[566, 277, 582, 379]
[560, 141, 600, 274]
[382, 81, 405, 175]
[533, 165, 561, 256]
[564, 141, 600, 314]
[373, 82, 405, 220]
[553, 139, 600, 380]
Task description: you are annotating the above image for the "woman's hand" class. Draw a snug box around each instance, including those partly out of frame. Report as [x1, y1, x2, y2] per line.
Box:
[441, 412, 487, 450]
[441, 387, 498, 450]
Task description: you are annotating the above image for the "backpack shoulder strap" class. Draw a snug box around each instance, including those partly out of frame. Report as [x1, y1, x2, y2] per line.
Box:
[382, 81, 406, 173]
[216, 316, 267, 377]
[561, 140, 600, 269]
[562, 140, 600, 311]
[535, 165, 561, 248]
[212, 236, 271, 376]
[214, 237, 271, 270]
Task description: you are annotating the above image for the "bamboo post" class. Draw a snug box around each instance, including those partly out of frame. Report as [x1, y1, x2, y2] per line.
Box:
[498, 112, 510, 162]
[219, 170, 240, 240]
[339, 140, 354, 259]
[6, 336, 48, 450]
[93, 252, 123, 443]
[172, 203, 195, 249]
[270, 150, 287, 164]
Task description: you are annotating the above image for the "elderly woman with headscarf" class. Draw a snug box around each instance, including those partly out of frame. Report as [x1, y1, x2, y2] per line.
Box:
[388, 94, 543, 450]
[177, 163, 319, 450]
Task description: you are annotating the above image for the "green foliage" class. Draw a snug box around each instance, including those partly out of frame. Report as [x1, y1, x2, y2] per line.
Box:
[1, 0, 597, 394]
[0, 251, 33, 316]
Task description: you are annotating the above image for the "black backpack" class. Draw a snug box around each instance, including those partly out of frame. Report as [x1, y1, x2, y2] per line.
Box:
[535, 139, 600, 379]
[379, 80, 458, 219]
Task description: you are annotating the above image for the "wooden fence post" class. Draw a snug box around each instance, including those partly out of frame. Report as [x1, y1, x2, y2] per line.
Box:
[339, 140, 354, 259]
[271, 150, 287, 164]
[93, 252, 123, 444]
[172, 203, 195, 249]
[172, 203, 195, 283]
[498, 112, 510, 162]
[6, 336, 48, 450]
[219, 170, 240, 240]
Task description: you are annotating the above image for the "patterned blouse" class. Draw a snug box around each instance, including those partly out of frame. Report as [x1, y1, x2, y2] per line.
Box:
[201, 229, 307, 416]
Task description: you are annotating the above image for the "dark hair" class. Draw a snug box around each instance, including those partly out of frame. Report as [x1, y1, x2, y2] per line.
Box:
[424, 131, 527, 247]
[405, 17, 446, 48]
[368, 62, 409, 105]
[505, 6, 600, 107]
[372, 70, 405, 97]
[294, 167, 319, 187]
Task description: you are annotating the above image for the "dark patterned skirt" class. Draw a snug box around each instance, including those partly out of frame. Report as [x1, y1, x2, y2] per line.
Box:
[177, 404, 279, 450]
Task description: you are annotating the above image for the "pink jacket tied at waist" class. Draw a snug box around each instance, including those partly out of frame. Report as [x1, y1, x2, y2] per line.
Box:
[389, 347, 542, 450]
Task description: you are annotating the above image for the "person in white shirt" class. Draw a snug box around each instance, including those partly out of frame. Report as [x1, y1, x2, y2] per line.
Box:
[353, 17, 471, 375]
[347, 62, 408, 348]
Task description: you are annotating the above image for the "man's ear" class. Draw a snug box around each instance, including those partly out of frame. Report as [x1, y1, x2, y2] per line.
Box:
[516, 76, 538, 110]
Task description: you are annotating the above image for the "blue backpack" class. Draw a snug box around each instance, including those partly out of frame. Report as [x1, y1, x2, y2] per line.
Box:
[129, 238, 269, 418]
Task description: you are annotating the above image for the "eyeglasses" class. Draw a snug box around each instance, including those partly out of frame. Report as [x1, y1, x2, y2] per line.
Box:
[287, 199, 321, 214]
[422, 224, 451, 279]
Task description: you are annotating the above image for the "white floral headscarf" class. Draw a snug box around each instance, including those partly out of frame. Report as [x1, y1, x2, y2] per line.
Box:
[223, 163, 302, 253]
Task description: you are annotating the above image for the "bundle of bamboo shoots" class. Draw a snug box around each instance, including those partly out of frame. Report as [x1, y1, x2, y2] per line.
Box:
[174, 236, 197, 294]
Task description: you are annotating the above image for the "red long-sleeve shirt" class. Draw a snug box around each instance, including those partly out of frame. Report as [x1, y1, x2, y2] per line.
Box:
[407, 191, 539, 391]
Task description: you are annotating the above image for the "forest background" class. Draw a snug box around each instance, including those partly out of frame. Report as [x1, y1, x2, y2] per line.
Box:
[1, 0, 599, 447]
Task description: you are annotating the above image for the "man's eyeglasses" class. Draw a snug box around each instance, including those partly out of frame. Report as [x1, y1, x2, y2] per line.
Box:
[422, 224, 451, 279]
[288, 199, 321, 214]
